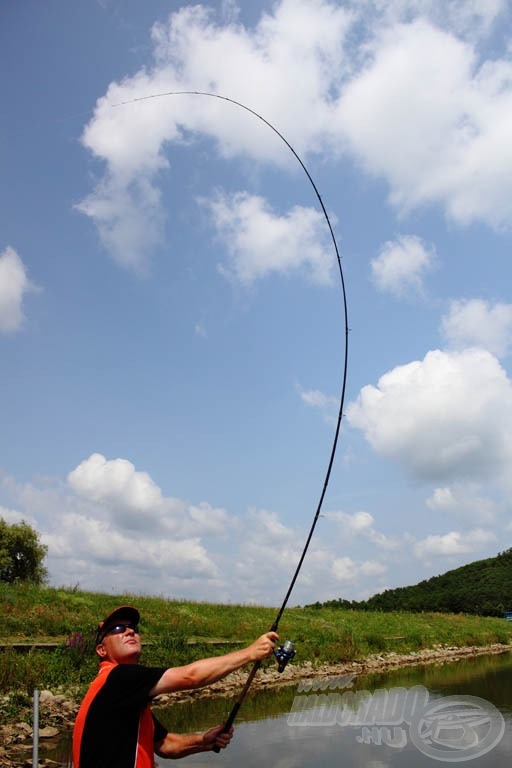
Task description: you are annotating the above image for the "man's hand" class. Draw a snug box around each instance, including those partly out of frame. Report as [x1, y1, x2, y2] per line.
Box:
[247, 631, 279, 661]
[203, 723, 234, 751]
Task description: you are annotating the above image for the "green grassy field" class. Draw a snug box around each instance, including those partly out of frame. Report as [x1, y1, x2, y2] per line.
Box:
[1, 581, 511, 721]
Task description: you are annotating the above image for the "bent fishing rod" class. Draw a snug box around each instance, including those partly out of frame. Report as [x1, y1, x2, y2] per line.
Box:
[115, 90, 349, 744]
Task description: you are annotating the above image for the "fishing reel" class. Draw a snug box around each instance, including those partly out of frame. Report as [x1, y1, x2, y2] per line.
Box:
[274, 639, 296, 673]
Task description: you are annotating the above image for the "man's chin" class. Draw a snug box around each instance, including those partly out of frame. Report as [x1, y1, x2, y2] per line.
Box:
[123, 647, 142, 663]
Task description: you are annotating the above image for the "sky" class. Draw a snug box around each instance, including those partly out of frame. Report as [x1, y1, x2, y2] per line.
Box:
[1, 0, 512, 610]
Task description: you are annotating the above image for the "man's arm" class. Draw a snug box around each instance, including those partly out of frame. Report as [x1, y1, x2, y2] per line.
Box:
[149, 631, 278, 696]
[154, 724, 234, 758]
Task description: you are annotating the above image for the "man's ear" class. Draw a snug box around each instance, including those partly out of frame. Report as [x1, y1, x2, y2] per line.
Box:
[96, 642, 108, 659]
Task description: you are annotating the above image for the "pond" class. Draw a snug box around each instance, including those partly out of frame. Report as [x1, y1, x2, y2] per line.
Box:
[153, 651, 512, 767]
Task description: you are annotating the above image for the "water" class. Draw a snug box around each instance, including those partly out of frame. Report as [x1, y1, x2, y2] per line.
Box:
[48, 652, 512, 765]
[152, 652, 512, 767]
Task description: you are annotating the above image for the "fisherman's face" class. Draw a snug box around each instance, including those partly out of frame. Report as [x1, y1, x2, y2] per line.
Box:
[97, 622, 142, 664]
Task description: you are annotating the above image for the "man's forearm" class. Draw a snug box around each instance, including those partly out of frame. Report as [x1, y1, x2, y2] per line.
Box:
[153, 646, 253, 694]
[156, 723, 233, 757]
[155, 732, 209, 758]
[150, 632, 277, 696]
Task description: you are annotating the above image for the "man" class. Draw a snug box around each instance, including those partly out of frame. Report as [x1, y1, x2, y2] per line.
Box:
[72, 605, 278, 767]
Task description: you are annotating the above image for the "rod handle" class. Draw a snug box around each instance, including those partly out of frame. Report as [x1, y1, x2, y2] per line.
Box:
[212, 660, 262, 753]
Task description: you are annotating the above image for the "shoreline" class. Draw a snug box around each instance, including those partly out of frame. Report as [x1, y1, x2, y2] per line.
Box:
[156, 641, 512, 705]
[1, 642, 511, 767]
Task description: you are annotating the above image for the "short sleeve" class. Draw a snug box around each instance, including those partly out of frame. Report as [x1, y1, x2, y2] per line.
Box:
[152, 712, 168, 745]
[108, 664, 167, 709]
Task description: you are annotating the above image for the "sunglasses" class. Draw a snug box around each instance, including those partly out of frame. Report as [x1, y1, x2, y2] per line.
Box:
[104, 622, 140, 637]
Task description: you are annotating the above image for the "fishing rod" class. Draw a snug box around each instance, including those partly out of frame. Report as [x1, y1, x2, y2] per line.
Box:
[114, 90, 349, 745]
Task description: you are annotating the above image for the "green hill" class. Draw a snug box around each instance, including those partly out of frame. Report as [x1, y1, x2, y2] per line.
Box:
[309, 548, 512, 616]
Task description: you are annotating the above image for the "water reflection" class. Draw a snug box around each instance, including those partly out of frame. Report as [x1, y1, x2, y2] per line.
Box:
[153, 652, 512, 767]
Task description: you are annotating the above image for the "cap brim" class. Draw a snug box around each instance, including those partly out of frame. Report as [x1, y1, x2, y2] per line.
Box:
[96, 605, 140, 643]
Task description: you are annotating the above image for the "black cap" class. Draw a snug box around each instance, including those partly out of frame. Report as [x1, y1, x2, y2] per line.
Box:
[95, 605, 140, 644]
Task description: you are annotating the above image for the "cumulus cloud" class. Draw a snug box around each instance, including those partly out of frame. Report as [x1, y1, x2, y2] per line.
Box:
[1, 455, 231, 597]
[0, 456, 505, 603]
[426, 483, 499, 525]
[77, 0, 351, 271]
[327, 510, 400, 549]
[332, 555, 387, 582]
[3, 458, 330, 603]
[75, 177, 165, 274]
[0, 504, 30, 525]
[367, 0, 506, 37]
[68, 453, 164, 510]
[0, 460, 398, 604]
[414, 527, 496, 559]
[298, 387, 338, 410]
[335, 16, 512, 227]
[0, 247, 33, 333]
[206, 191, 334, 285]
[441, 299, 512, 358]
[371, 235, 436, 298]
[76, 0, 512, 274]
[346, 348, 512, 485]
[66, 453, 232, 540]
[297, 387, 339, 426]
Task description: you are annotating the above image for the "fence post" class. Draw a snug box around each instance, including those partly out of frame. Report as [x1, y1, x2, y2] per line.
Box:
[32, 689, 39, 768]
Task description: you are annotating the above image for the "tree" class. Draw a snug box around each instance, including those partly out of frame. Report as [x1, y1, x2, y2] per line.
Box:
[0, 518, 48, 584]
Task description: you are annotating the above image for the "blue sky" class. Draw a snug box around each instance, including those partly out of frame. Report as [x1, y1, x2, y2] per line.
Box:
[2, 0, 512, 607]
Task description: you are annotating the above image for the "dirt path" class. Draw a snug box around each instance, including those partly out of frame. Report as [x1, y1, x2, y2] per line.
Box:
[2, 642, 511, 767]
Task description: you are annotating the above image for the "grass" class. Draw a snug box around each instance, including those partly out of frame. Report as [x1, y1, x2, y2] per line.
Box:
[1, 581, 511, 721]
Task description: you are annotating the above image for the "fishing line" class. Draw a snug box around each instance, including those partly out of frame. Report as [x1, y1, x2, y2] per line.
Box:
[113, 90, 349, 743]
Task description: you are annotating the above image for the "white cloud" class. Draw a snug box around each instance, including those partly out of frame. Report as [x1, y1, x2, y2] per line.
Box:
[332, 555, 387, 582]
[359, 560, 387, 577]
[414, 528, 496, 559]
[187, 502, 230, 536]
[0, 458, 504, 603]
[77, 2, 512, 272]
[68, 453, 164, 511]
[75, 176, 164, 274]
[297, 386, 339, 426]
[332, 555, 355, 581]
[441, 299, 512, 358]
[220, 0, 240, 24]
[0, 247, 32, 333]
[371, 234, 436, 298]
[335, 17, 512, 227]
[41, 510, 218, 588]
[334, 510, 374, 534]
[0, 505, 31, 525]
[347, 348, 512, 485]
[1, 455, 227, 597]
[1, 462, 395, 604]
[205, 191, 334, 285]
[77, 0, 351, 271]
[327, 510, 400, 549]
[299, 387, 338, 409]
[368, 0, 506, 37]
[426, 483, 499, 525]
